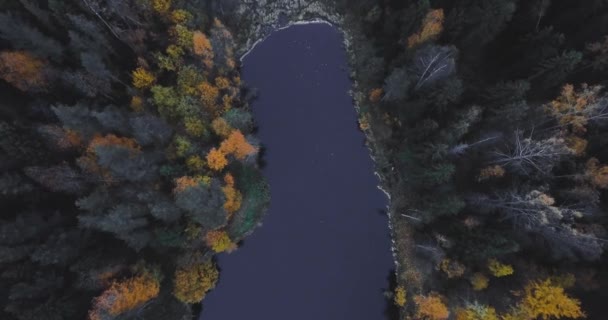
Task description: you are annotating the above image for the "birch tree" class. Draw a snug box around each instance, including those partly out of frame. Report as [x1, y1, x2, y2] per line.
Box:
[491, 131, 571, 175]
[412, 45, 457, 90]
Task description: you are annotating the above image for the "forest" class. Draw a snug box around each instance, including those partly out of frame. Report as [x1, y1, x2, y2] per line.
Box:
[326, 0, 608, 319]
[1, 0, 608, 320]
[0, 0, 269, 319]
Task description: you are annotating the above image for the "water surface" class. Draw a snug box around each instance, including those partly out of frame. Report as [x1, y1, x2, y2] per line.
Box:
[200, 23, 393, 320]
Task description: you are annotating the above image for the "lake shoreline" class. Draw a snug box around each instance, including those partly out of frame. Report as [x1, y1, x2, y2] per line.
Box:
[231, 0, 406, 312]
[200, 23, 394, 319]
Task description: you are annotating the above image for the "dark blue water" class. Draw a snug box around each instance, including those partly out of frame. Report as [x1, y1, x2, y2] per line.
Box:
[199, 23, 393, 320]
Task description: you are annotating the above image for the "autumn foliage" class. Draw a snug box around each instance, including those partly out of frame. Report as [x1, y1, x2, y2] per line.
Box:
[547, 84, 602, 135]
[407, 9, 444, 48]
[132, 67, 156, 89]
[206, 148, 228, 171]
[455, 304, 499, 320]
[193, 31, 214, 68]
[173, 176, 199, 193]
[0, 51, 46, 91]
[198, 81, 219, 109]
[79, 134, 141, 181]
[219, 130, 257, 160]
[212, 117, 233, 137]
[89, 273, 160, 320]
[222, 173, 242, 214]
[205, 230, 237, 253]
[414, 293, 450, 320]
[152, 0, 171, 14]
[173, 261, 219, 303]
[439, 259, 465, 278]
[470, 273, 489, 291]
[87, 134, 141, 155]
[39, 125, 82, 150]
[394, 286, 407, 307]
[511, 279, 585, 319]
[487, 258, 514, 277]
[477, 165, 505, 181]
[369, 88, 383, 103]
[585, 157, 608, 188]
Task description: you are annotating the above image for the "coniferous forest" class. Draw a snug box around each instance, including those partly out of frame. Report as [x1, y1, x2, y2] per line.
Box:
[0, 1, 269, 319]
[333, 0, 608, 319]
[1, 0, 608, 320]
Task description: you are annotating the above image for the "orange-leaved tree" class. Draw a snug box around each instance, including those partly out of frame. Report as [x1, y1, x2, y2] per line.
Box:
[87, 134, 141, 155]
[198, 81, 219, 110]
[173, 176, 200, 193]
[0, 51, 46, 92]
[192, 31, 214, 69]
[222, 173, 242, 214]
[173, 260, 219, 303]
[219, 130, 257, 160]
[407, 9, 444, 48]
[79, 134, 141, 182]
[369, 88, 383, 103]
[89, 272, 160, 320]
[546, 84, 604, 135]
[206, 148, 227, 171]
[585, 157, 608, 189]
[414, 292, 450, 320]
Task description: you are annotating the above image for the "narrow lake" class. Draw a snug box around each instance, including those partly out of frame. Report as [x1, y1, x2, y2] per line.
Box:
[199, 23, 393, 320]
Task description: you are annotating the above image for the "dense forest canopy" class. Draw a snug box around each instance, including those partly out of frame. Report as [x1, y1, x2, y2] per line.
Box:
[331, 0, 608, 319]
[0, 1, 269, 319]
[1, 0, 608, 319]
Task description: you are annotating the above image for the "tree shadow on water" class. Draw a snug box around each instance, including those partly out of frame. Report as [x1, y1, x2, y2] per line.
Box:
[384, 268, 400, 320]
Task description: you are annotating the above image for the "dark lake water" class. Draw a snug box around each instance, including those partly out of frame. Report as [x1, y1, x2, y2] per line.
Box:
[199, 23, 393, 320]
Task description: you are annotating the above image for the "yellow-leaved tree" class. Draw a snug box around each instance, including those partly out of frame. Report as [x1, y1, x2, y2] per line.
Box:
[506, 279, 585, 320]
[152, 0, 171, 14]
[212, 117, 233, 137]
[455, 303, 499, 320]
[132, 67, 155, 89]
[470, 273, 489, 291]
[173, 261, 219, 303]
[394, 286, 407, 307]
[487, 258, 514, 277]
[205, 230, 236, 253]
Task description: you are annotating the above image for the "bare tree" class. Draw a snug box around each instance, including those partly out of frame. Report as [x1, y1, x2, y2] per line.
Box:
[491, 131, 571, 175]
[469, 190, 606, 260]
[412, 45, 457, 90]
[449, 135, 500, 156]
[470, 190, 580, 228]
[533, 0, 551, 31]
